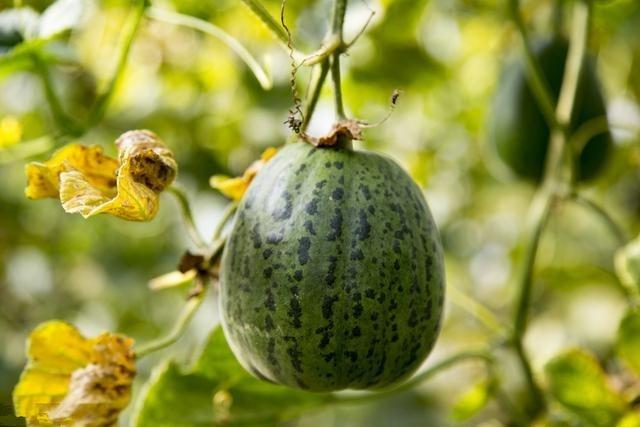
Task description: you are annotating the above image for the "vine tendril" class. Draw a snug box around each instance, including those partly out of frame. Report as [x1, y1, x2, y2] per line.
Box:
[280, 0, 304, 134]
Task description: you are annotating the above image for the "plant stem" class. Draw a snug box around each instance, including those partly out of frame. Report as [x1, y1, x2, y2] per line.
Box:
[299, 36, 342, 67]
[30, 53, 82, 136]
[334, 350, 493, 405]
[206, 236, 228, 265]
[555, 1, 590, 130]
[168, 186, 207, 249]
[88, 0, 146, 127]
[136, 293, 204, 358]
[552, 0, 564, 35]
[240, 0, 290, 45]
[508, 0, 559, 130]
[147, 7, 273, 90]
[508, 0, 592, 418]
[569, 115, 609, 153]
[513, 192, 554, 337]
[331, 0, 348, 40]
[328, 0, 348, 121]
[511, 190, 554, 415]
[569, 192, 627, 246]
[330, 55, 346, 120]
[212, 202, 238, 241]
[301, 59, 331, 132]
[544, 0, 591, 187]
[448, 284, 507, 336]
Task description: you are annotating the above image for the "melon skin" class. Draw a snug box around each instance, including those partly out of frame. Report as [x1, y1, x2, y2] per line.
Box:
[219, 141, 445, 392]
[489, 36, 612, 182]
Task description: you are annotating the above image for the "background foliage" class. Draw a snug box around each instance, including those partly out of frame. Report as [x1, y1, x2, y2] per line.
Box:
[1, 0, 640, 425]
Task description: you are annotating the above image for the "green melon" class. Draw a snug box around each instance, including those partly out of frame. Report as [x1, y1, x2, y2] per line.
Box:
[489, 36, 612, 182]
[219, 141, 445, 392]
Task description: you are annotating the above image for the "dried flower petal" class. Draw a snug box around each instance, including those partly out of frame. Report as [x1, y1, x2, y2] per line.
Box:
[13, 321, 135, 427]
[24, 130, 176, 221]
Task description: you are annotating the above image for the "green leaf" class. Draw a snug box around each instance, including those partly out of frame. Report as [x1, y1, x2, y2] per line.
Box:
[133, 327, 335, 427]
[450, 379, 493, 421]
[617, 310, 640, 376]
[545, 349, 627, 427]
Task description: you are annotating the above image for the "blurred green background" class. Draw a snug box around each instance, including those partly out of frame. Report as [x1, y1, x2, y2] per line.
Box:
[1, 0, 640, 425]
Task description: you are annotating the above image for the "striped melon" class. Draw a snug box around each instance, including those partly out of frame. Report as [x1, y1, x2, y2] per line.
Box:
[219, 141, 445, 391]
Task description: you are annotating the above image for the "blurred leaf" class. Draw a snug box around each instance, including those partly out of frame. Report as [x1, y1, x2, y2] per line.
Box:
[617, 310, 640, 376]
[134, 327, 334, 427]
[450, 378, 493, 421]
[615, 236, 640, 293]
[25, 130, 177, 221]
[38, 0, 86, 39]
[13, 320, 135, 426]
[545, 349, 626, 427]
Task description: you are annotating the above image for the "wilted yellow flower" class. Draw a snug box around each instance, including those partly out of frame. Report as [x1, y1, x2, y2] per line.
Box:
[0, 115, 23, 148]
[211, 147, 277, 201]
[13, 321, 135, 426]
[25, 130, 177, 221]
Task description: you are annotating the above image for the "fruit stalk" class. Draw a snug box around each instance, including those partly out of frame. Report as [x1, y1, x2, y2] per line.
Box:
[330, 0, 348, 120]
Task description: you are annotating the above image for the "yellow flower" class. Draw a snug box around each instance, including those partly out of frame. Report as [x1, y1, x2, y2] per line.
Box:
[25, 130, 177, 221]
[13, 321, 135, 427]
[210, 147, 277, 201]
[0, 115, 22, 148]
